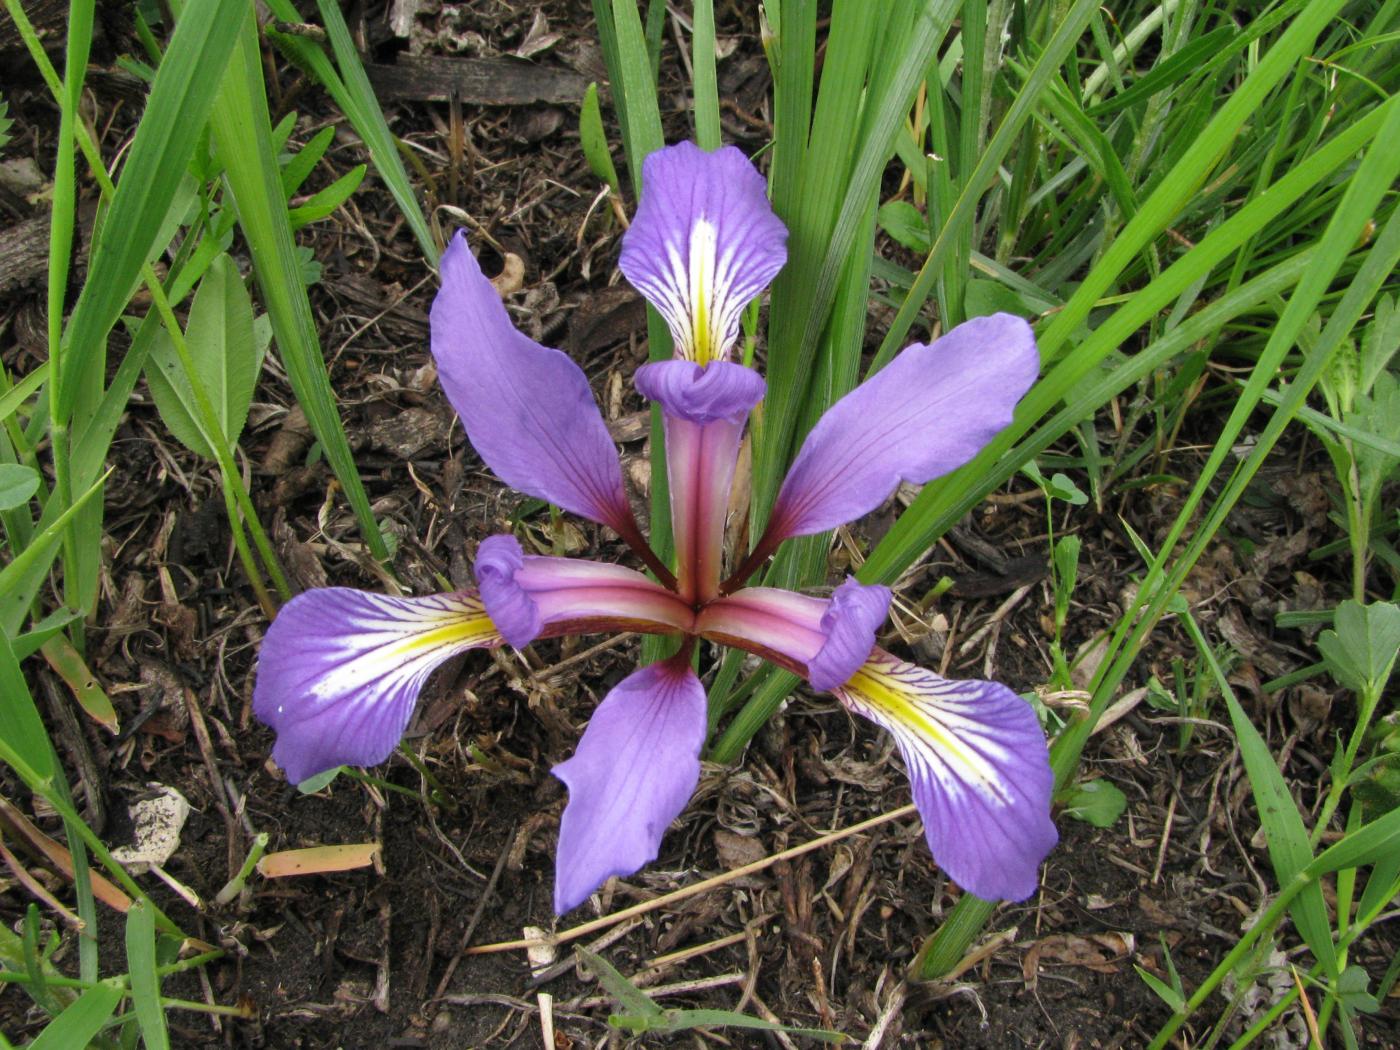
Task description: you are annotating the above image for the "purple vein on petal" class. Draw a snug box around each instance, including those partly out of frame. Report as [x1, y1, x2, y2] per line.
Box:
[833, 649, 1057, 902]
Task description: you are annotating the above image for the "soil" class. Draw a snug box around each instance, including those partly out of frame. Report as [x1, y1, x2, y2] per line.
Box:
[1, 3, 1397, 1048]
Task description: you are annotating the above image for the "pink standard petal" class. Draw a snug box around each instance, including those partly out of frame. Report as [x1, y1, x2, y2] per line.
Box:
[636, 360, 764, 602]
[620, 142, 787, 364]
[768, 314, 1039, 540]
[695, 578, 890, 689]
[475, 533, 694, 648]
[552, 656, 707, 913]
[252, 588, 500, 784]
[430, 232, 632, 530]
[834, 649, 1057, 901]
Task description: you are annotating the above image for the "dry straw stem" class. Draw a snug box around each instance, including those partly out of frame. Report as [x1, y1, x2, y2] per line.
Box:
[466, 803, 919, 955]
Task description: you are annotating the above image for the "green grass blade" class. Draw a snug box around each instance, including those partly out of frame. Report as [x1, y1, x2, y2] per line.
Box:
[54, 0, 245, 421]
[210, 15, 390, 563]
[0, 630, 57, 783]
[691, 0, 721, 149]
[258, 0, 437, 263]
[125, 899, 170, 1050]
[25, 981, 122, 1050]
[868, 0, 1099, 375]
[862, 98, 1389, 585]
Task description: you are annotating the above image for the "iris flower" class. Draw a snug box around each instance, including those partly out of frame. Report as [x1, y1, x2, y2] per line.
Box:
[254, 142, 1057, 913]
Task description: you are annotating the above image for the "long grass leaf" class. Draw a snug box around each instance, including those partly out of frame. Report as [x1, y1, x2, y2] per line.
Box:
[54, 0, 245, 420]
[210, 16, 390, 562]
[126, 899, 169, 1049]
[25, 981, 122, 1050]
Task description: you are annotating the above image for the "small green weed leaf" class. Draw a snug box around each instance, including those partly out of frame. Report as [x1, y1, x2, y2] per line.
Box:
[579, 82, 620, 193]
[1134, 964, 1185, 1013]
[1048, 473, 1089, 506]
[280, 124, 337, 197]
[0, 96, 11, 150]
[1318, 600, 1400, 697]
[1359, 293, 1399, 393]
[147, 253, 267, 460]
[288, 164, 367, 229]
[0, 464, 40, 511]
[577, 948, 664, 1020]
[1338, 965, 1381, 1015]
[1062, 778, 1127, 827]
[877, 200, 931, 254]
[295, 245, 324, 286]
[964, 278, 1057, 321]
[296, 766, 343, 794]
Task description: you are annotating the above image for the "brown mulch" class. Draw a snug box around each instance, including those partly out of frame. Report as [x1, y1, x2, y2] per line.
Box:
[1, 2, 1397, 1047]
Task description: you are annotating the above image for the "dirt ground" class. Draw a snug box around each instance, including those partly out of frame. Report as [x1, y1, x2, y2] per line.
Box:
[1, 2, 1397, 1047]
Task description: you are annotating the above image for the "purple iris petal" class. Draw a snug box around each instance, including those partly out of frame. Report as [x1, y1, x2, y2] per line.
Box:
[475, 534, 539, 648]
[552, 656, 707, 913]
[694, 577, 890, 689]
[636, 360, 764, 602]
[768, 314, 1039, 540]
[431, 232, 632, 531]
[634, 359, 766, 424]
[834, 649, 1057, 901]
[253, 588, 500, 784]
[476, 533, 695, 649]
[620, 142, 787, 364]
[808, 578, 892, 691]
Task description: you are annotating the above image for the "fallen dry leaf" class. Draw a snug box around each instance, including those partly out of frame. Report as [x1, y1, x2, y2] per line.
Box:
[257, 843, 382, 878]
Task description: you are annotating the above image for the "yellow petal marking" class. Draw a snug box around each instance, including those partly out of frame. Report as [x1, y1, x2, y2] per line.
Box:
[844, 663, 1001, 797]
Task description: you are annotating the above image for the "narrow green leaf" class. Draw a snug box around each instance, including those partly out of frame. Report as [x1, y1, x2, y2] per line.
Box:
[210, 16, 390, 562]
[577, 948, 665, 1020]
[0, 629, 57, 782]
[259, 0, 437, 263]
[0, 469, 109, 637]
[288, 163, 367, 228]
[279, 124, 337, 197]
[1189, 613, 1337, 976]
[1135, 965, 1186, 1013]
[691, 0, 721, 150]
[56, 0, 246, 420]
[579, 83, 620, 192]
[146, 253, 265, 459]
[25, 981, 123, 1050]
[126, 899, 169, 1050]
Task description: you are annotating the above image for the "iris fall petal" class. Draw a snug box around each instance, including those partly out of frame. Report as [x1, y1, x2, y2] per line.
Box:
[620, 142, 787, 365]
[253, 588, 500, 784]
[833, 649, 1057, 901]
